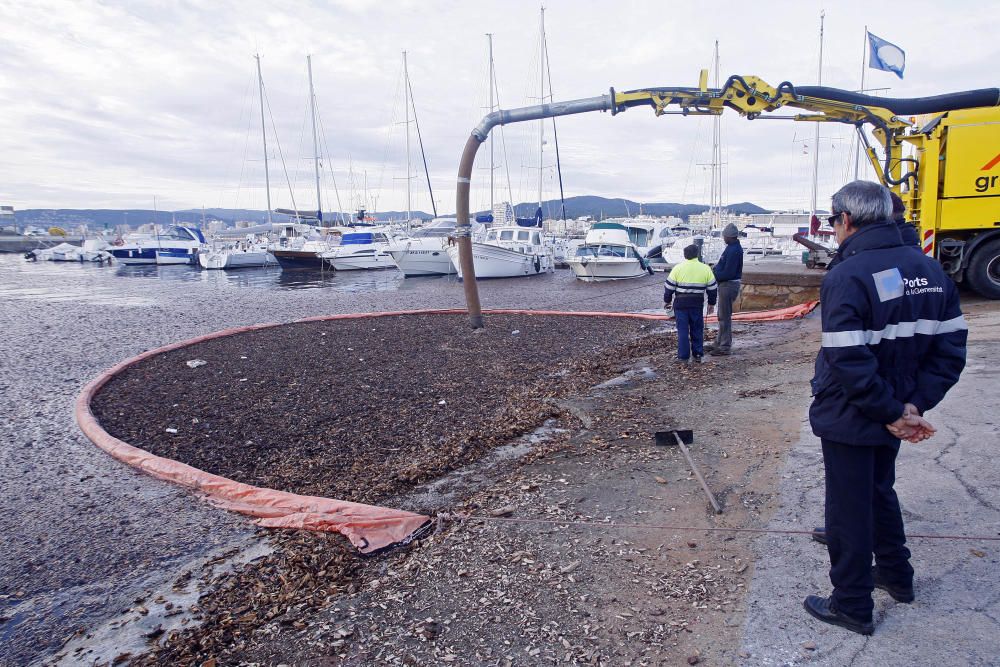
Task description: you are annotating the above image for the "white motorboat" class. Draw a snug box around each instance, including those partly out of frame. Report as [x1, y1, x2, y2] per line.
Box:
[321, 230, 396, 271]
[110, 226, 205, 266]
[609, 217, 679, 257]
[26, 239, 114, 263]
[387, 218, 484, 276]
[445, 223, 554, 279]
[566, 222, 652, 282]
[198, 236, 276, 269]
[48, 242, 83, 262]
[78, 239, 114, 263]
[657, 235, 725, 267]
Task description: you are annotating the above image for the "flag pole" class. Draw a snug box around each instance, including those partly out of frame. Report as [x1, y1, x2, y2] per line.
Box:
[853, 26, 868, 179]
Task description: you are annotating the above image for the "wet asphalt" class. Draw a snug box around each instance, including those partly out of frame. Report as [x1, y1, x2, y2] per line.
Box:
[0, 255, 665, 665]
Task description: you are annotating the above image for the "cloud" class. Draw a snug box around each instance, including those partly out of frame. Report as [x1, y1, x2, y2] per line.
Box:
[2, 0, 997, 213]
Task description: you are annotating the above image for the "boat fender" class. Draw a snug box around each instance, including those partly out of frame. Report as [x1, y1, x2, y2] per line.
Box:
[533, 255, 541, 273]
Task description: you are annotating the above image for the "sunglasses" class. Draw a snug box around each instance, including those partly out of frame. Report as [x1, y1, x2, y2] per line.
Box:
[826, 211, 850, 227]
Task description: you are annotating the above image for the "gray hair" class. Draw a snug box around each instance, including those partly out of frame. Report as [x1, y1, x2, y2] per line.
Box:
[830, 180, 892, 227]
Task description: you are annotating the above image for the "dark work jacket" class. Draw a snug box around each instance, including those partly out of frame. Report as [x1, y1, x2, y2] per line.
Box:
[896, 218, 920, 247]
[809, 220, 967, 446]
[713, 240, 743, 282]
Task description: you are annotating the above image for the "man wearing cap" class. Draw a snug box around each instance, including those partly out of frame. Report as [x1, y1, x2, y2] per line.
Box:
[707, 223, 743, 356]
[664, 244, 718, 363]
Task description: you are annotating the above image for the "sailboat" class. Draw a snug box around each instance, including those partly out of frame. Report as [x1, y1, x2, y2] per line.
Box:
[446, 10, 559, 280]
[268, 55, 339, 269]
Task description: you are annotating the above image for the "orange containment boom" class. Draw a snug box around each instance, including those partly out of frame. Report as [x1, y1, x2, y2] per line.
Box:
[75, 305, 816, 553]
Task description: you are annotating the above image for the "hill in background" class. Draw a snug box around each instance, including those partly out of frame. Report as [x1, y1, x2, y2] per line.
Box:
[13, 196, 770, 229]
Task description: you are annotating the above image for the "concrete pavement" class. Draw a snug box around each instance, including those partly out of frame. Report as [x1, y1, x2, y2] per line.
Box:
[740, 299, 1000, 665]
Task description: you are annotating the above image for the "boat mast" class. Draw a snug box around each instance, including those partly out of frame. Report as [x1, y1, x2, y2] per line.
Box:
[710, 40, 721, 229]
[537, 6, 545, 212]
[810, 11, 825, 219]
[153, 195, 160, 244]
[404, 51, 412, 227]
[853, 24, 867, 180]
[543, 23, 566, 221]
[488, 33, 495, 215]
[405, 55, 438, 219]
[255, 54, 273, 225]
[307, 54, 323, 223]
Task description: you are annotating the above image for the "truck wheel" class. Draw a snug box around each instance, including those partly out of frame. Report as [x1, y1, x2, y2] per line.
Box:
[966, 238, 1000, 299]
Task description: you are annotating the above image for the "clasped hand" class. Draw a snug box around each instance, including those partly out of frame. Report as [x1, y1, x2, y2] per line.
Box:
[885, 403, 936, 443]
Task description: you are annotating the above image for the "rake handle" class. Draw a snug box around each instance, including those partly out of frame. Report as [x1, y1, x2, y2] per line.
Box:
[674, 432, 723, 514]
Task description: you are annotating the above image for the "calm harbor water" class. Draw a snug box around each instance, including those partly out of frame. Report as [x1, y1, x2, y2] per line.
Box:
[0, 254, 443, 306]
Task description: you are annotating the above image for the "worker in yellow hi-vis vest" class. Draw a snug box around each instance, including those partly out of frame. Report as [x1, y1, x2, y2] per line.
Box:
[664, 244, 718, 363]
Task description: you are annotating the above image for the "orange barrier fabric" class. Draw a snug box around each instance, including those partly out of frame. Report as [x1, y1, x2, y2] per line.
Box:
[75, 304, 816, 553]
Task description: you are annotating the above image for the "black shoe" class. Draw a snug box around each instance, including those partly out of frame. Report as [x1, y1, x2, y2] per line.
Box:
[709, 348, 730, 356]
[803, 595, 874, 635]
[693, 355, 704, 363]
[873, 567, 915, 603]
[811, 527, 827, 545]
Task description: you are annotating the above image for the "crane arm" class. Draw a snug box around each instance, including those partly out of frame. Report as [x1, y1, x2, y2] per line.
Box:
[610, 72, 1000, 189]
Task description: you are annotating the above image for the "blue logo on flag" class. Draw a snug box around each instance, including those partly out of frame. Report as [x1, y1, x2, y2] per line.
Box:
[868, 32, 905, 79]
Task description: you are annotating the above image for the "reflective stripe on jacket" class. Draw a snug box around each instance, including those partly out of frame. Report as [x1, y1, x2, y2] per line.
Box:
[664, 258, 718, 310]
[809, 220, 967, 446]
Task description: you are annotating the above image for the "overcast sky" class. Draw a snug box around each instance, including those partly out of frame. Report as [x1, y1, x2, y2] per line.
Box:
[1, 0, 997, 215]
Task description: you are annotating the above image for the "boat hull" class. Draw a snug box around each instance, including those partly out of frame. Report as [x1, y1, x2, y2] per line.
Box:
[567, 257, 648, 282]
[445, 243, 553, 279]
[326, 252, 395, 271]
[110, 248, 157, 265]
[272, 250, 325, 270]
[155, 249, 198, 265]
[388, 243, 454, 276]
[199, 251, 275, 269]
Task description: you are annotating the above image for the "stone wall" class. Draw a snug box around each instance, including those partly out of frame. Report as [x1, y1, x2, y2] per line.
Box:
[736, 282, 820, 311]
[735, 267, 823, 311]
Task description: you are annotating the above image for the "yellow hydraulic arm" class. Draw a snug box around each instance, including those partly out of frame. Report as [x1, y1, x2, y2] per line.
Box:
[611, 72, 915, 189]
[454, 73, 1000, 326]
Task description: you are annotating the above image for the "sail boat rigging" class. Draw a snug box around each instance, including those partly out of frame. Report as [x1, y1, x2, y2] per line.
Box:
[308, 54, 322, 223]
[516, 6, 564, 227]
[403, 52, 437, 220]
[541, 9, 567, 221]
[256, 54, 273, 225]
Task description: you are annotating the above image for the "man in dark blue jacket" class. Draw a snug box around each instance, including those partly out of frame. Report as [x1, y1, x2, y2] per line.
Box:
[804, 180, 967, 635]
[708, 223, 743, 355]
[890, 191, 920, 247]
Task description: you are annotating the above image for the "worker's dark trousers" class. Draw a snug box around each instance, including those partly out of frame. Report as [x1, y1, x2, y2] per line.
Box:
[821, 438, 914, 619]
[674, 307, 704, 360]
[714, 280, 740, 352]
